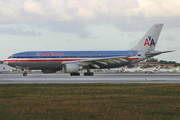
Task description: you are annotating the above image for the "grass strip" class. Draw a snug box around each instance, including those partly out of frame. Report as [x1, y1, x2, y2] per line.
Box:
[0, 84, 180, 120]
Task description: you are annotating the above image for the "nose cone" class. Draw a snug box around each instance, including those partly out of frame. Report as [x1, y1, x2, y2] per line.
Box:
[3, 60, 8, 65]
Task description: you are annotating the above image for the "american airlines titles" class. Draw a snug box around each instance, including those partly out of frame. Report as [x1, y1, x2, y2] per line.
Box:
[36, 52, 64, 56]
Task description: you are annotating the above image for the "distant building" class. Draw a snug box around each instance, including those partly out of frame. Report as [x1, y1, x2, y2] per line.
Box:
[156, 64, 175, 68]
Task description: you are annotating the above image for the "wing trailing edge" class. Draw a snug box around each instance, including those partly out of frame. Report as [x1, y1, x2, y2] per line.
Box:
[62, 55, 133, 68]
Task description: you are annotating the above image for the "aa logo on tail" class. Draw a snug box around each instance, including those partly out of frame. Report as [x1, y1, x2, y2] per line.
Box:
[144, 36, 155, 46]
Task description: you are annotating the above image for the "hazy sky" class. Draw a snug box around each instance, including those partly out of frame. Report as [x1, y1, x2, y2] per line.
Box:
[0, 0, 180, 62]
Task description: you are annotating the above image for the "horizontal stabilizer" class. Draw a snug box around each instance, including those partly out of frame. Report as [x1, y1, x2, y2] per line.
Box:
[145, 51, 174, 57]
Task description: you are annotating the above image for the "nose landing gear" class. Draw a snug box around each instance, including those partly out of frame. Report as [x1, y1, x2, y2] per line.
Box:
[23, 71, 28, 76]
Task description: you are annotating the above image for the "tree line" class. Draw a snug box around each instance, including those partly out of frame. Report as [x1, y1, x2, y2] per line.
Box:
[127, 58, 180, 68]
[146, 58, 178, 64]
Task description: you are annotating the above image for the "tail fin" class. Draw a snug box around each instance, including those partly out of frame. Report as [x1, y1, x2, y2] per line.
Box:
[176, 67, 179, 71]
[131, 24, 163, 51]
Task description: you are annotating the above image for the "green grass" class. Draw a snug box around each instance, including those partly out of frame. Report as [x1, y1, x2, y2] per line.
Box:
[0, 84, 180, 120]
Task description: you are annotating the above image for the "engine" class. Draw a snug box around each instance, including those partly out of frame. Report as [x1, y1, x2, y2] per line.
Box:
[62, 63, 83, 73]
[41, 69, 57, 73]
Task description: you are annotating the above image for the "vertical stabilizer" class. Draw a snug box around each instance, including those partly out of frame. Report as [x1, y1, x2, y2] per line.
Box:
[131, 24, 163, 51]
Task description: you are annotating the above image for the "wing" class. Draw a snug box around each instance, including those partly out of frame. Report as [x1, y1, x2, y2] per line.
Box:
[62, 55, 133, 69]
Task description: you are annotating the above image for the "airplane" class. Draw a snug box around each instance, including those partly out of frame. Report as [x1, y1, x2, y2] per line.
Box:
[139, 66, 161, 73]
[3, 23, 173, 76]
[157, 67, 179, 73]
[121, 67, 141, 73]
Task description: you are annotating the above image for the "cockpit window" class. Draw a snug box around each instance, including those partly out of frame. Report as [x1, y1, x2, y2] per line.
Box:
[8, 55, 16, 58]
[8, 56, 12, 58]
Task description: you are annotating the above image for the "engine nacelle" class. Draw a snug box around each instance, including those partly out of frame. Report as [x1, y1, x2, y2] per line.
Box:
[62, 63, 83, 73]
[42, 69, 57, 73]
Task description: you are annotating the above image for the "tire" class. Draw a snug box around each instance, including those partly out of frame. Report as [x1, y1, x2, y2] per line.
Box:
[84, 72, 94, 76]
[70, 73, 80, 76]
[23, 73, 27, 76]
[90, 72, 94, 76]
[84, 72, 88, 76]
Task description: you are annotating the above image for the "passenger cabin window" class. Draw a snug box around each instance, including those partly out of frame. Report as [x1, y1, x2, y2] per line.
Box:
[22, 53, 28, 58]
[97, 53, 103, 57]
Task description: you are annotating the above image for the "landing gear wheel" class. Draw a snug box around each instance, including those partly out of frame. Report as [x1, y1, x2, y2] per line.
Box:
[70, 73, 80, 76]
[84, 72, 94, 76]
[84, 72, 87, 76]
[84, 66, 94, 76]
[90, 72, 94, 76]
[23, 73, 27, 76]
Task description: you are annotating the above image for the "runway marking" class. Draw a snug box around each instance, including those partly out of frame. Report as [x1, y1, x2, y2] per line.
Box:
[136, 80, 166, 82]
[1, 73, 180, 84]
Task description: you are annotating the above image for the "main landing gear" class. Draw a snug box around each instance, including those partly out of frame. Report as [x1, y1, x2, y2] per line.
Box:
[70, 67, 94, 76]
[70, 73, 80, 76]
[84, 66, 94, 76]
[84, 72, 94, 76]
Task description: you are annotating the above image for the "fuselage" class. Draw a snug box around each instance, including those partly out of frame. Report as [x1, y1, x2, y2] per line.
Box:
[4, 50, 142, 71]
[2, 24, 169, 76]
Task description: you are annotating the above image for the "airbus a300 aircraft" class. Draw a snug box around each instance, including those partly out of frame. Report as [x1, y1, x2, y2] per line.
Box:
[4, 24, 172, 76]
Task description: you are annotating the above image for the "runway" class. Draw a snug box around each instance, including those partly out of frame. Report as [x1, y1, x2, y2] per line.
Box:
[1, 73, 180, 84]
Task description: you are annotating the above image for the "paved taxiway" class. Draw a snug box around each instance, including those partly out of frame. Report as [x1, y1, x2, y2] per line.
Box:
[0, 73, 180, 84]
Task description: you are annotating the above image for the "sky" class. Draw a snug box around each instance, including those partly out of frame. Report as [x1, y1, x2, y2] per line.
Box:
[0, 0, 180, 62]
